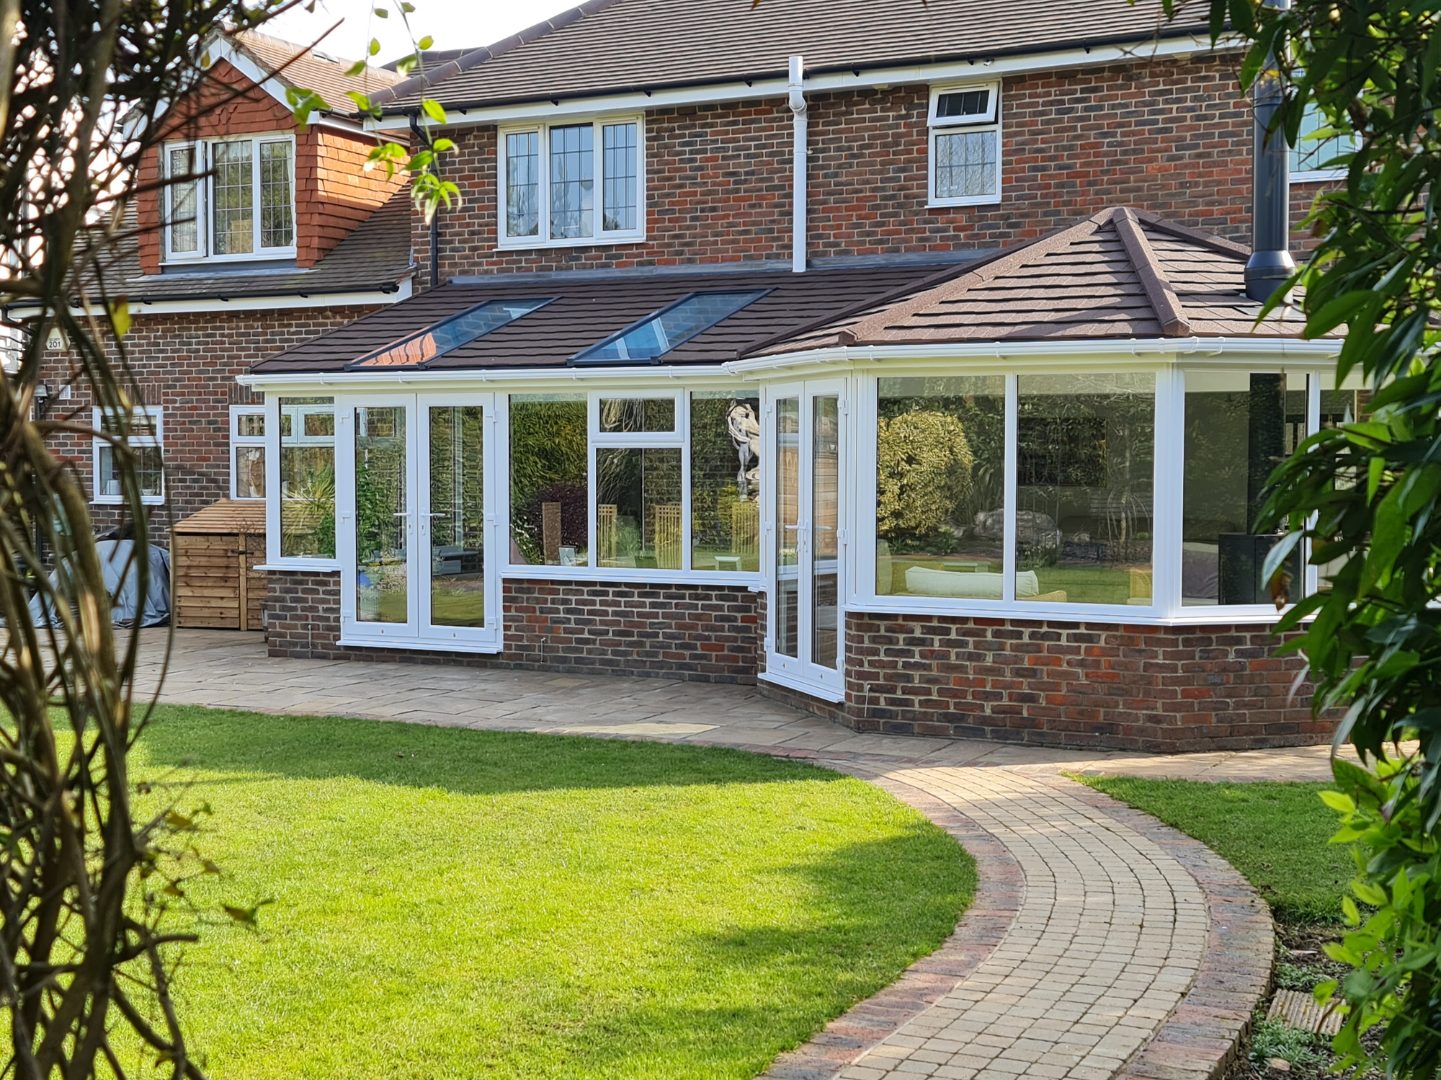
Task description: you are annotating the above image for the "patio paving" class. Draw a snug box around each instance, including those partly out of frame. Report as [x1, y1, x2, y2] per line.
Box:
[132, 629, 1327, 1079]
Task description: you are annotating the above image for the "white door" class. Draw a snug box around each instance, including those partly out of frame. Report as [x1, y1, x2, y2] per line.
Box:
[763, 380, 845, 698]
[338, 393, 500, 650]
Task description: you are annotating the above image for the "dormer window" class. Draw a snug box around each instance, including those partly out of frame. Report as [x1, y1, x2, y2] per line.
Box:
[928, 82, 1002, 207]
[497, 117, 645, 249]
[163, 135, 296, 262]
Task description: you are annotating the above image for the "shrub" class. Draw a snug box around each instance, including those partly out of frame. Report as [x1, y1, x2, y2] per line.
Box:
[876, 409, 974, 546]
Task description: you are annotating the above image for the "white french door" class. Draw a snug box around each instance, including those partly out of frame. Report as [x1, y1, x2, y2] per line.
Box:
[763, 379, 846, 699]
[337, 393, 501, 650]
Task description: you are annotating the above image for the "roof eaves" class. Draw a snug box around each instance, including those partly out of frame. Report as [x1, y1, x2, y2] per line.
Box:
[1110, 208, 1192, 337]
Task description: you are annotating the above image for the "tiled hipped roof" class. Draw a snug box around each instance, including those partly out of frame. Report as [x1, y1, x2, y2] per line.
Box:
[229, 29, 403, 111]
[370, 0, 1207, 110]
[757, 207, 1308, 354]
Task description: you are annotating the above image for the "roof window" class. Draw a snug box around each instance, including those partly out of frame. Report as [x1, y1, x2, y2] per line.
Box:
[348, 298, 552, 369]
[573, 290, 769, 364]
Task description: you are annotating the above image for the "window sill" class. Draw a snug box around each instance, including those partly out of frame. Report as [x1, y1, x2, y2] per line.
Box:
[927, 195, 1002, 209]
[848, 596, 1302, 627]
[93, 496, 164, 507]
[495, 232, 646, 252]
[1290, 171, 1345, 185]
[337, 635, 502, 655]
[502, 565, 763, 587]
[161, 251, 298, 269]
[253, 560, 340, 573]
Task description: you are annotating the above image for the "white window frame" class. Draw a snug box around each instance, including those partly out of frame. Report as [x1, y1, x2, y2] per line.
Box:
[162, 140, 206, 262]
[927, 81, 1003, 208]
[495, 116, 646, 250]
[92, 405, 164, 506]
[162, 134, 297, 264]
[264, 395, 340, 570]
[230, 404, 266, 500]
[1289, 100, 1356, 184]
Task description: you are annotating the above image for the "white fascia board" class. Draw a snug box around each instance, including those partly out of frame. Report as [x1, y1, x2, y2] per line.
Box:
[238, 362, 734, 392]
[6, 280, 412, 320]
[721, 337, 1342, 377]
[371, 33, 1235, 131]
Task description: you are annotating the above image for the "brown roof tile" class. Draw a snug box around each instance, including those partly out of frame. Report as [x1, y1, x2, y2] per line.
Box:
[755, 207, 1312, 353]
[372, 0, 1208, 111]
[229, 29, 402, 112]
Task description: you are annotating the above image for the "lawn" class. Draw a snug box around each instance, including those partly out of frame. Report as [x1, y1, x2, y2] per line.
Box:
[117, 706, 974, 1080]
[1077, 777, 1351, 923]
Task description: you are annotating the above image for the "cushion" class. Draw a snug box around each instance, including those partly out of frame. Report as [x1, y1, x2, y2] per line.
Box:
[904, 568, 1041, 599]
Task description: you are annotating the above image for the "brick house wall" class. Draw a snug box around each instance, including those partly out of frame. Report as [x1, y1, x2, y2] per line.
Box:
[266, 572, 762, 682]
[136, 60, 406, 273]
[39, 305, 377, 531]
[841, 612, 1330, 752]
[416, 52, 1331, 288]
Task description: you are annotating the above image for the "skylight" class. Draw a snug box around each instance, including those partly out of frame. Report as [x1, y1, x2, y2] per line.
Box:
[349, 298, 552, 369]
[573, 290, 770, 364]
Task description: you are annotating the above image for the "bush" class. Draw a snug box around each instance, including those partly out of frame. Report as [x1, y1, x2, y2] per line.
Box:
[876, 409, 974, 546]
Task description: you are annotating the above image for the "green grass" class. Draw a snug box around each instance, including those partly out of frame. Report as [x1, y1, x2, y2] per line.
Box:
[1078, 777, 1352, 923]
[120, 705, 974, 1080]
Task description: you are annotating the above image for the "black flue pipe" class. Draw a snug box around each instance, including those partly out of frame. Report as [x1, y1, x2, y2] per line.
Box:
[1244, 0, 1296, 303]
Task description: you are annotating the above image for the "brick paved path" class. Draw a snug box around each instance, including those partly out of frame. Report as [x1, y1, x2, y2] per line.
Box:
[135, 630, 1296, 1080]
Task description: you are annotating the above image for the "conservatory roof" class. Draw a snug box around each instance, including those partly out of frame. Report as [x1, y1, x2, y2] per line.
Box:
[248, 208, 1325, 377]
[755, 208, 1314, 355]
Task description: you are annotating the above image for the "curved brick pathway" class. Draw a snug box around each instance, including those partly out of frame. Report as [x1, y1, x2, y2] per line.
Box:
[135, 630, 1277, 1080]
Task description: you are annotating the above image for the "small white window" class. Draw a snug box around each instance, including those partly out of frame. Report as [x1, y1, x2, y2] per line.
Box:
[1290, 101, 1356, 182]
[93, 406, 164, 506]
[498, 117, 645, 248]
[231, 405, 266, 500]
[928, 82, 1002, 207]
[163, 135, 295, 262]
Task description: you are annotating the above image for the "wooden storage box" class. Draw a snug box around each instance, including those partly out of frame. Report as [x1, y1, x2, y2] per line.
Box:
[172, 500, 267, 631]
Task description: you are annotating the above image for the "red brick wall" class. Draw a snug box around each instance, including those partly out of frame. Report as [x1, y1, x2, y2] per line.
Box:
[418, 52, 1328, 287]
[137, 59, 406, 273]
[842, 612, 1332, 751]
[266, 572, 762, 683]
[38, 305, 377, 531]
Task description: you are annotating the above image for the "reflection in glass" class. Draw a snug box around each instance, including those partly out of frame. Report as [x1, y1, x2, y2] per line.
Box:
[691, 392, 761, 572]
[595, 447, 683, 569]
[1182, 372, 1307, 606]
[875, 376, 1005, 599]
[576, 291, 768, 363]
[1015, 373, 1155, 605]
[598, 397, 675, 433]
[509, 395, 588, 566]
[811, 396, 840, 670]
[428, 406, 486, 628]
[775, 398, 800, 659]
[355, 406, 407, 623]
[279, 397, 335, 558]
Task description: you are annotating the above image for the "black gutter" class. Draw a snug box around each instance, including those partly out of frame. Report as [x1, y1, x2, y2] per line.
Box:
[370, 24, 1215, 118]
[410, 110, 441, 291]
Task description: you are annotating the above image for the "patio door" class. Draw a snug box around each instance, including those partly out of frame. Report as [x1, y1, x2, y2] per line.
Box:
[337, 393, 500, 651]
[763, 380, 845, 699]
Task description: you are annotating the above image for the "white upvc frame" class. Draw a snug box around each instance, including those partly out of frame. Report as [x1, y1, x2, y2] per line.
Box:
[92, 405, 164, 506]
[1289, 97, 1356, 184]
[927, 80, 1003, 208]
[161, 140, 207, 261]
[229, 404, 265, 500]
[760, 377, 848, 701]
[162, 133, 297, 264]
[848, 359, 1336, 624]
[263, 394, 339, 570]
[495, 115, 646, 250]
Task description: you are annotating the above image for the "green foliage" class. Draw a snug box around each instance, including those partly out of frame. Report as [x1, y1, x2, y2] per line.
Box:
[876, 409, 974, 545]
[123, 705, 976, 1078]
[1249, 1018, 1329, 1069]
[1177, 0, 1441, 1071]
[508, 400, 587, 561]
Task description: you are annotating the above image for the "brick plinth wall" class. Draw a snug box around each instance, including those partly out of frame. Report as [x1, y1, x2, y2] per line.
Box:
[843, 613, 1332, 752]
[266, 572, 761, 683]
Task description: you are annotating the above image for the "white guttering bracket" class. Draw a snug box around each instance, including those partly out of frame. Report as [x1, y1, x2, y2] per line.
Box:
[370, 34, 1237, 132]
[788, 55, 807, 274]
[720, 336, 1343, 378]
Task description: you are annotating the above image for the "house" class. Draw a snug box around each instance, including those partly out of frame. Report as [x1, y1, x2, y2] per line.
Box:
[21, 30, 415, 529]
[50, 0, 1359, 752]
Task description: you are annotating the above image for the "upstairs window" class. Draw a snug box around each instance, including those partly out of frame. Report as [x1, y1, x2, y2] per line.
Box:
[499, 117, 644, 247]
[1290, 100, 1356, 182]
[928, 82, 1002, 206]
[163, 136, 296, 262]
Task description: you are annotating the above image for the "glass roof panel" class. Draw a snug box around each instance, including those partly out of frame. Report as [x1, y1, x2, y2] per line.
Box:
[574, 290, 769, 364]
[349, 298, 551, 369]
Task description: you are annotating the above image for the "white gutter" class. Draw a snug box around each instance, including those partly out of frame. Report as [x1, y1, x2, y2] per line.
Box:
[238, 362, 734, 390]
[788, 55, 807, 274]
[721, 336, 1343, 376]
[371, 34, 1236, 132]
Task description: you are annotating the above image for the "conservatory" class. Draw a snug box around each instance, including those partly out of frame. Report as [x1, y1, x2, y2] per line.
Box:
[243, 209, 1347, 751]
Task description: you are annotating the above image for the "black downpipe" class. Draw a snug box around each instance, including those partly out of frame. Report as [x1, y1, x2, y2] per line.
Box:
[409, 112, 441, 290]
[1244, 0, 1296, 303]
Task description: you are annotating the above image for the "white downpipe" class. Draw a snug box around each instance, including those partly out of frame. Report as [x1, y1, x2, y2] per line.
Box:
[788, 55, 807, 274]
